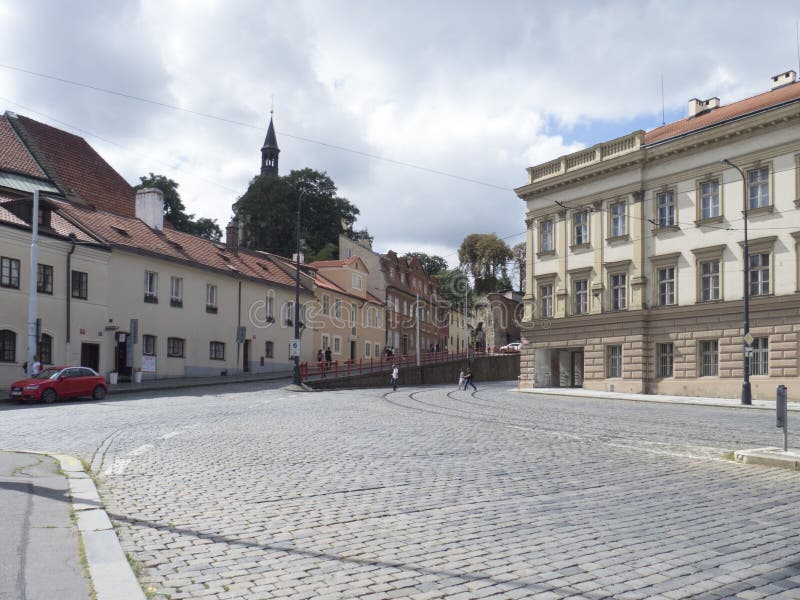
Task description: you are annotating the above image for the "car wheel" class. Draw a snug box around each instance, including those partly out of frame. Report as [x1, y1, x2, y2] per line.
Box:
[42, 388, 57, 404]
[92, 385, 106, 401]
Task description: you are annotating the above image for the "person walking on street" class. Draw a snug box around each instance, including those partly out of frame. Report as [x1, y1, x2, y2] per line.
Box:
[458, 369, 465, 390]
[464, 367, 477, 391]
[31, 355, 41, 376]
[390, 363, 399, 391]
[325, 347, 332, 366]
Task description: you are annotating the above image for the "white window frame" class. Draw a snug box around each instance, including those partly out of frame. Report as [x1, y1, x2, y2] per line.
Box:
[699, 179, 721, 220]
[170, 276, 183, 303]
[333, 336, 342, 354]
[539, 283, 553, 318]
[610, 202, 626, 237]
[206, 284, 218, 309]
[656, 189, 675, 228]
[657, 266, 675, 306]
[573, 210, 588, 246]
[700, 260, 720, 302]
[573, 279, 587, 315]
[610, 273, 627, 311]
[749, 253, 770, 296]
[142, 334, 157, 356]
[747, 166, 770, 209]
[144, 271, 158, 298]
[539, 219, 554, 253]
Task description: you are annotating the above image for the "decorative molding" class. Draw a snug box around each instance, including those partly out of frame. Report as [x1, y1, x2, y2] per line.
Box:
[691, 244, 727, 260]
[649, 252, 682, 267]
[694, 215, 724, 227]
[604, 259, 632, 271]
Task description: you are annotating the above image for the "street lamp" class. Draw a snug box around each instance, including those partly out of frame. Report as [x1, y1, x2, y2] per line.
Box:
[722, 159, 752, 405]
[292, 188, 310, 386]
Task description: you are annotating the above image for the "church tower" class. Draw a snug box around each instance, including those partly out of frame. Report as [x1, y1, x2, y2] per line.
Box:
[260, 112, 280, 176]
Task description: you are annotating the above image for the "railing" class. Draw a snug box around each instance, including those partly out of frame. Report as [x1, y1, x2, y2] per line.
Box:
[300, 349, 483, 382]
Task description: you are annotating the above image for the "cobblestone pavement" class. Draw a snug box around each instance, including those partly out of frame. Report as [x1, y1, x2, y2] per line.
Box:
[3, 381, 800, 599]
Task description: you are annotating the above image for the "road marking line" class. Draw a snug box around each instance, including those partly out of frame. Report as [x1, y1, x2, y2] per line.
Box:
[103, 458, 130, 476]
[160, 431, 181, 439]
[129, 444, 153, 456]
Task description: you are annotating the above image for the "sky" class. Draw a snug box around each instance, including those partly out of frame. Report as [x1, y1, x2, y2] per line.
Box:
[1, 0, 799, 266]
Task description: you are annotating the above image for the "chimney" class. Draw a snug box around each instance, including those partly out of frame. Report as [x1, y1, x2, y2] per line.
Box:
[225, 217, 239, 252]
[771, 70, 797, 90]
[135, 188, 164, 231]
[688, 97, 721, 118]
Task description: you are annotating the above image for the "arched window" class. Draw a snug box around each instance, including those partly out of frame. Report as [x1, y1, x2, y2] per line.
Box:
[38, 334, 53, 365]
[0, 329, 16, 362]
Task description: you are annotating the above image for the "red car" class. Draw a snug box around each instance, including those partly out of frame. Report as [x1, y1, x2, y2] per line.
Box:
[9, 366, 108, 403]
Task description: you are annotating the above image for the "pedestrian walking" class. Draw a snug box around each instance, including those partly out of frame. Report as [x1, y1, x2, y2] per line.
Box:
[31, 355, 41, 376]
[325, 347, 332, 366]
[464, 367, 477, 391]
[390, 364, 399, 391]
[458, 369, 465, 390]
[316, 349, 323, 364]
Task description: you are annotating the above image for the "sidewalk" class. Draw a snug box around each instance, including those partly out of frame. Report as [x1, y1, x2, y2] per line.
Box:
[517, 385, 800, 471]
[0, 450, 144, 600]
[107, 368, 292, 395]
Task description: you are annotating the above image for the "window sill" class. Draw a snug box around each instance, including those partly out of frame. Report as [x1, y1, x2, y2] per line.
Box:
[206, 306, 218, 314]
[569, 243, 591, 252]
[167, 354, 184, 358]
[536, 249, 555, 258]
[605, 234, 630, 244]
[72, 295, 87, 300]
[744, 205, 774, 217]
[651, 225, 680, 236]
[1, 284, 21, 290]
[694, 215, 723, 227]
[750, 292, 774, 299]
[209, 357, 225, 361]
[37, 290, 54, 295]
[144, 295, 158, 304]
[696, 299, 724, 304]
[170, 299, 183, 308]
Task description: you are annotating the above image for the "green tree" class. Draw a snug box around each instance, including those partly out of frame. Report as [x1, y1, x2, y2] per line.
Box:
[511, 241, 526, 293]
[135, 173, 222, 241]
[458, 233, 513, 295]
[403, 252, 448, 276]
[436, 268, 474, 308]
[234, 168, 360, 258]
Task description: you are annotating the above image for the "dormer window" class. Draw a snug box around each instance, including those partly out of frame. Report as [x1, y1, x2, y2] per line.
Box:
[38, 207, 51, 228]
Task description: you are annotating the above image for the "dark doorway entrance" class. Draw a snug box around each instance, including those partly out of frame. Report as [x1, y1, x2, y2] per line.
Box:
[570, 351, 584, 387]
[80, 343, 100, 372]
[115, 332, 132, 380]
[350, 340, 356, 361]
[242, 340, 250, 372]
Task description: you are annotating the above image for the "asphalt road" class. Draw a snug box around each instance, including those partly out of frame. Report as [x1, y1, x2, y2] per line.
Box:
[2, 381, 798, 599]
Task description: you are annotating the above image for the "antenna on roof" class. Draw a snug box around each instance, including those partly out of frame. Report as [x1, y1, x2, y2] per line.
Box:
[661, 73, 665, 126]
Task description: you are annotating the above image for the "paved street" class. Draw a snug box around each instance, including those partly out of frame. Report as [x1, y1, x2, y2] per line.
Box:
[2, 381, 800, 599]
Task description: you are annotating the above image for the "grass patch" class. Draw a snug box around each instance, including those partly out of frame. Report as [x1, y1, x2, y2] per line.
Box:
[722, 451, 736, 461]
[76, 529, 97, 600]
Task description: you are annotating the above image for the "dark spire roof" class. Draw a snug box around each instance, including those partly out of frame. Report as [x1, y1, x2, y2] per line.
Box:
[260, 112, 280, 176]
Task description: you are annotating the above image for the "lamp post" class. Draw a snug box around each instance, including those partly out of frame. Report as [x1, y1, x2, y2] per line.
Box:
[722, 159, 751, 405]
[293, 188, 308, 386]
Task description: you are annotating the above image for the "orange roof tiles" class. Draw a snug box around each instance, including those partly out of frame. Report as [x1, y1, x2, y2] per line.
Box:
[645, 81, 800, 145]
[0, 115, 46, 179]
[307, 256, 360, 269]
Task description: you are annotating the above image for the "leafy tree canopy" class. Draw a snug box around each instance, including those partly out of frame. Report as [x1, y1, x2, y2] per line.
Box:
[136, 173, 222, 241]
[436, 268, 475, 308]
[403, 252, 449, 276]
[458, 233, 513, 295]
[234, 168, 360, 259]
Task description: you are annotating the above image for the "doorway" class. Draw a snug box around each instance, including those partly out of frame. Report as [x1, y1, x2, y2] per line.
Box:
[570, 351, 584, 387]
[115, 332, 132, 379]
[242, 339, 250, 372]
[80, 343, 100, 372]
[350, 340, 356, 361]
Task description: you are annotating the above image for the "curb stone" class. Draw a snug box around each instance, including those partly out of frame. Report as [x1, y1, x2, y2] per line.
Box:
[10, 449, 146, 600]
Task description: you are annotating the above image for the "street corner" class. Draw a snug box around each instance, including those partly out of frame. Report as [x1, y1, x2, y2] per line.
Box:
[734, 447, 800, 471]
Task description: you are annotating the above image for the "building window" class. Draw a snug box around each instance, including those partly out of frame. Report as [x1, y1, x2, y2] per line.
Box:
[167, 337, 185, 357]
[365, 342, 371, 358]
[700, 260, 720, 302]
[611, 273, 626, 310]
[656, 190, 675, 227]
[539, 284, 553, 318]
[71, 271, 88, 299]
[1, 257, 20, 289]
[375, 343, 380, 357]
[209, 341, 225, 360]
[321, 334, 329, 354]
[37, 264, 53, 294]
[699, 180, 720, 219]
[37, 333, 53, 364]
[352, 274, 363, 289]
[607, 345, 622, 378]
[142, 335, 157, 356]
[0, 329, 16, 362]
[350, 304, 357, 326]
[750, 337, 768, 376]
[657, 266, 675, 306]
[610, 202, 626, 237]
[573, 279, 587, 315]
[266, 293, 274, 322]
[749, 253, 770, 296]
[657, 343, 673, 378]
[333, 336, 341, 354]
[144, 271, 158, 302]
[322, 295, 330, 316]
[284, 301, 295, 326]
[747, 166, 770, 209]
[539, 219, 554, 252]
[206, 284, 218, 313]
[334, 298, 341, 319]
[265, 341, 274, 358]
[170, 276, 183, 307]
[573, 211, 588, 245]
[700, 340, 718, 376]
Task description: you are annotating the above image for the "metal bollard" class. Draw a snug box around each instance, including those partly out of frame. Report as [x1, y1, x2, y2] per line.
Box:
[776, 385, 788, 452]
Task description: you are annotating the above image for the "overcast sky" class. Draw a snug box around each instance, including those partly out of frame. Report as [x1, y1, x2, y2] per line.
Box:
[2, 0, 799, 265]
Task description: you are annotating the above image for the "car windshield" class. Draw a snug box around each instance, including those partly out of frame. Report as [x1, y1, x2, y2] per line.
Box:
[32, 367, 61, 380]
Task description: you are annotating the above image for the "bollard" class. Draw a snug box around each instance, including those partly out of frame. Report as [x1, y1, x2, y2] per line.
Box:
[776, 385, 788, 452]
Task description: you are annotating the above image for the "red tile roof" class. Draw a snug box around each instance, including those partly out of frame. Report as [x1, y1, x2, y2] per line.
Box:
[645, 81, 800, 145]
[0, 115, 46, 179]
[307, 256, 360, 269]
[10, 114, 136, 217]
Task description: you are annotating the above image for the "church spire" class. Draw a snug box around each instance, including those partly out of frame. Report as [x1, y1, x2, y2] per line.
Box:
[260, 110, 280, 176]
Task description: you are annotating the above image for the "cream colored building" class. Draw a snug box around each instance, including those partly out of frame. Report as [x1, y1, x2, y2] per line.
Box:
[306, 256, 385, 364]
[516, 71, 800, 400]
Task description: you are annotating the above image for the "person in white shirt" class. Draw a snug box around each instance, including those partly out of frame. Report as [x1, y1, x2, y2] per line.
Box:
[31, 355, 42, 376]
[391, 364, 399, 391]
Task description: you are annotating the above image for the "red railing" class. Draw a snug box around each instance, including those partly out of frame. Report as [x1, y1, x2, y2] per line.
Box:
[299, 349, 483, 382]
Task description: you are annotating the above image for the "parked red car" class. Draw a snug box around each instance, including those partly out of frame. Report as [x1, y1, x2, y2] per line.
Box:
[9, 366, 108, 403]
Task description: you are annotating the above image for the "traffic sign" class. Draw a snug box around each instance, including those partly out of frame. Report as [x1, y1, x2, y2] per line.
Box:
[743, 332, 754, 346]
[289, 339, 301, 357]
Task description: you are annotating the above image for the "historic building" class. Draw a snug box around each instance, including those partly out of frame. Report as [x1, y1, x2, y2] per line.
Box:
[516, 71, 800, 400]
[0, 111, 313, 388]
[473, 290, 522, 353]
